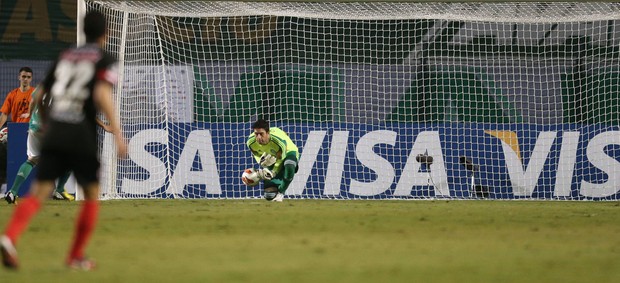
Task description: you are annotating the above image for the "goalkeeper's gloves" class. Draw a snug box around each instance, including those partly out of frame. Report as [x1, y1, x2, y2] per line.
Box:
[260, 152, 277, 167]
[256, 168, 274, 180]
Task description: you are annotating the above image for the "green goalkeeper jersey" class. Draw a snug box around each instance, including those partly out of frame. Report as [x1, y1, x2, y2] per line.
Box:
[246, 127, 299, 175]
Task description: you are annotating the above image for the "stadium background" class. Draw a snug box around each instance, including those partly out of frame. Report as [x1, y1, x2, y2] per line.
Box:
[2, 0, 619, 124]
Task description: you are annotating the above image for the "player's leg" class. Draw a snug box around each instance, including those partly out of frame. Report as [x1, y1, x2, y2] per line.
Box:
[280, 152, 299, 193]
[4, 159, 36, 204]
[1, 149, 65, 269]
[52, 171, 74, 201]
[1, 234, 18, 269]
[66, 181, 98, 270]
[264, 153, 298, 202]
[66, 155, 100, 270]
[4, 132, 41, 204]
[1, 180, 56, 269]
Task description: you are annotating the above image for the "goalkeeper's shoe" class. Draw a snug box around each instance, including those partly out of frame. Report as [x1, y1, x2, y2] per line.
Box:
[53, 191, 75, 201]
[1, 235, 19, 270]
[67, 257, 96, 271]
[4, 192, 17, 205]
[272, 193, 284, 202]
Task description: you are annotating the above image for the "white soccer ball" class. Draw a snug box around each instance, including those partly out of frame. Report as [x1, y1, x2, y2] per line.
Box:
[241, 168, 260, 187]
[0, 127, 7, 143]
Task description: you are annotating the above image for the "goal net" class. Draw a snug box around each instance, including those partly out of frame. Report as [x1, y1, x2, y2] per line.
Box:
[84, 1, 620, 200]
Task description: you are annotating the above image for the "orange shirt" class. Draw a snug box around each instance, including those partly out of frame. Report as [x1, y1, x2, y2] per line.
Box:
[1, 87, 34, 123]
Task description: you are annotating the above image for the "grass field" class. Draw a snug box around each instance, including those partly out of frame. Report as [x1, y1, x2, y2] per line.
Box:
[0, 199, 619, 283]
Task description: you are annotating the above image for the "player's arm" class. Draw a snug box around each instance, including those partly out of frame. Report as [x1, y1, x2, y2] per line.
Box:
[0, 93, 13, 127]
[93, 81, 127, 157]
[0, 113, 7, 128]
[271, 135, 288, 162]
[95, 118, 112, 133]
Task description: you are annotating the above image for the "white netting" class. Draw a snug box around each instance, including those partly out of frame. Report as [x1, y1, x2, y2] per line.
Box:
[90, 1, 620, 22]
[87, 1, 620, 200]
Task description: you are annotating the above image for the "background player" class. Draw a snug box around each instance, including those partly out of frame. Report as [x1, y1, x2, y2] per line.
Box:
[0, 10, 127, 270]
[246, 119, 299, 201]
[0, 67, 34, 127]
[3, 86, 75, 204]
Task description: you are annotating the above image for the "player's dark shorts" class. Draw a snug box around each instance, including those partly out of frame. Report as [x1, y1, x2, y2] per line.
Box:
[36, 148, 100, 187]
[36, 122, 100, 187]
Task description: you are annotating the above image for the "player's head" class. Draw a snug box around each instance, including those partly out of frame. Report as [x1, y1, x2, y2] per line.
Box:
[18, 67, 33, 88]
[84, 11, 107, 44]
[252, 119, 270, 145]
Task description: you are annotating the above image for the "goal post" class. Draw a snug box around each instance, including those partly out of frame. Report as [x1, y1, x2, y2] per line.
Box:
[83, 1, 620, 200]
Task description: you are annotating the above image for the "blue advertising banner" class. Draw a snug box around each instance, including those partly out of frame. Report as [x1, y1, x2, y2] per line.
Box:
[6, 122, 32, 196]
[113, 123, 620, 200]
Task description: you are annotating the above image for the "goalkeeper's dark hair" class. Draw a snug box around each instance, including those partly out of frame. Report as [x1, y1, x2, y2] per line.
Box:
[18, 67, 32, 74]
[84, 11, 107, 43]
[252, 119, 270, 132]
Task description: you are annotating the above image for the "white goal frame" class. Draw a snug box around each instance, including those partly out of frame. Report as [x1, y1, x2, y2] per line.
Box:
[79, 1, 620, 200]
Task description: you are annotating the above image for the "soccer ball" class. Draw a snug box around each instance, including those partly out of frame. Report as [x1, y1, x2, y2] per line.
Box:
[241, 168, 260, 187]
[0, 127, 7, 143]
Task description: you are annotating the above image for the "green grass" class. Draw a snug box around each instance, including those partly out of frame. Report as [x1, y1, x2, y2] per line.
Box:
[1, 200, 619, 283]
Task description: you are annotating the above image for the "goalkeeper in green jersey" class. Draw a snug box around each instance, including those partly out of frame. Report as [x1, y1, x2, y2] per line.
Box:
[246, 119, 299, 202]
[4, 87, 75, 204]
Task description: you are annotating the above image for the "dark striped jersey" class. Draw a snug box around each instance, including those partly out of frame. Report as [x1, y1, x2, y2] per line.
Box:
[41, 43, 117, 156]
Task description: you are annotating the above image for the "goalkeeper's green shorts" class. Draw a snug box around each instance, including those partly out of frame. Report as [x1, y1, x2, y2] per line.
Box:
[264, 152, 299, 193]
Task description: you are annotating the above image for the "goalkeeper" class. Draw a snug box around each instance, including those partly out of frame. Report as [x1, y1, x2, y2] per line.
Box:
[246, 119, 299, 202]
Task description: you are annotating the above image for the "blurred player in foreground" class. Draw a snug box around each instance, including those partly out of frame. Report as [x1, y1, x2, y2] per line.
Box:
[1, 10, 127, 271]
[246, 119, 299, 202]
